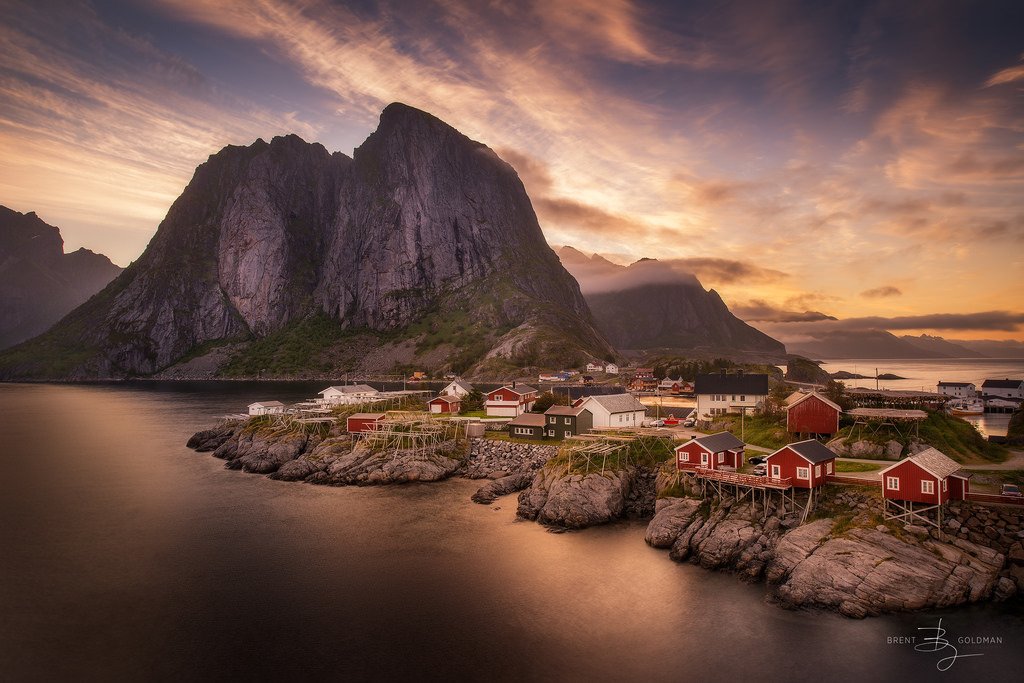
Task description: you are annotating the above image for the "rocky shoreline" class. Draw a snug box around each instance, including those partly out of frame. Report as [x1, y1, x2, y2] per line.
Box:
[187, 421, 1023, 617]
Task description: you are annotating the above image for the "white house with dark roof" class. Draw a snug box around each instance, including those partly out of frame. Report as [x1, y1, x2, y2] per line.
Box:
[937, 381, 977, 398]
[695, 371, 769, 418]
[574, 393, 647, 428]
[981, 379, 1024, 400]
[441, 379, 474, 398]
[318, 384, 380, 405]
[248, 401, 285, 416]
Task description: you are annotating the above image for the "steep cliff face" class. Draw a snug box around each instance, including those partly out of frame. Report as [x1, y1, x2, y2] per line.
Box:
[0, 104, 609, 378]
[558, 247, 784, 356]
[0, 207, 122, 349]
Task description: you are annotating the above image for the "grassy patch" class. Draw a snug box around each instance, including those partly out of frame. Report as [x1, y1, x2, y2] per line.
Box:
[835, 461, 881, 473]
[546, 435, 675, 475]
[714, 413, 790, 450]
[835, 410, 1007, 464]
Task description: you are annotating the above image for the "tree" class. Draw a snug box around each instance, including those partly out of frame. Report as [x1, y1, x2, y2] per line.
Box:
[761, 382, 791, 420]
[824, 379, 851, 411]
[532, 390, 569, 413]
[460, 389, 485, 413]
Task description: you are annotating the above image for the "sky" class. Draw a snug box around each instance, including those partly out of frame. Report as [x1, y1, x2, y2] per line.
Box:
[1, 0, 1023, 344]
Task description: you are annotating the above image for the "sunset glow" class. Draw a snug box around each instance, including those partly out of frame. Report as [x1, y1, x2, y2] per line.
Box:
[1, 0, 1022, 343]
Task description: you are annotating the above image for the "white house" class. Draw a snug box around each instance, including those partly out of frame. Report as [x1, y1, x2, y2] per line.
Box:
[586, 362, 604, 373]
[441, 379, 474, 398]
[981, 379, 1024, 400]
[574, 393, 647, 428]
[318, 384, 380, 405]
[604, 363, 619, 375]
[937, 381, 976, 398]
[248, 401, 285, 416]
[694, 372, 769, 418]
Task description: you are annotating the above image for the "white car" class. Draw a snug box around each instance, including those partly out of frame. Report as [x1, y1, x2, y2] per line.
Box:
[752, 464, 767, 476]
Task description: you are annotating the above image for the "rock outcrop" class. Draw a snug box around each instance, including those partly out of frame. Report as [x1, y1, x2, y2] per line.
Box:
[0, 206, 122, 349]
[1, 104, 611, 379]
[647, 491, 1014, 617]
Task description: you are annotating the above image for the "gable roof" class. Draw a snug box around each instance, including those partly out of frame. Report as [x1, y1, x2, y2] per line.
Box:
[447, 379, 474, 392]
[508, 412, 547, 427]
[320, 384, 378, 395]
[770, 439, 837, 464]
[348, 412, 386, 420]
[581, 393, 647, 414]
[679, 431, 745, 453]
[545, 405, 588, 416]
[491, 384, 538, 396]
[879, 447, 963, 480]
[429, 394, 461, 404]
[249, 401, 285, 408]
[695, 373, 769, 395]
[785, 390, 841, 413]
[938, 381, 974, 387]
[981, 379, 1024, 389]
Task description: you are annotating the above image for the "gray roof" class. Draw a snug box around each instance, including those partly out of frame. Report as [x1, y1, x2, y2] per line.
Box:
[583, 393, 648, 414]
[981, 379, 1023, 389]
[691, 431, 745, 453]
[430, 394, 461, 403]
[881, 447, 962, 480]
[508, 413, 547, 427]
[500, 384, 538, 396]
[545, 405, 588, 416]
[778, 439, 837, 464]
[449, 379, 474, 392]
[695, 373, 769, 395]
[321, 384, 378, 394]
[938, 381, 974, 387]
[249, 400, 285, 407]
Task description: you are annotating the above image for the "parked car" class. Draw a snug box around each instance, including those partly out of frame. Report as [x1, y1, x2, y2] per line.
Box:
[752, 464, 767, 476]
[748, 456, 767, 465]
[682, 418, 695, 427]
[1002, 484, 1023, 497]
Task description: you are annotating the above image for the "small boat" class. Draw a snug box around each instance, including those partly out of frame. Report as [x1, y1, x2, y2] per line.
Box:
[948, 399, 983, 416]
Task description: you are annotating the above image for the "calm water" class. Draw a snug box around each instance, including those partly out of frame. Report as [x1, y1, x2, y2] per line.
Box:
[1, 382, 1022, 682]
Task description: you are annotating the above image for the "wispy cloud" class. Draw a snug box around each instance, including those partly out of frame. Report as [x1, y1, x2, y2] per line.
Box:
[861, 286, 902, 299]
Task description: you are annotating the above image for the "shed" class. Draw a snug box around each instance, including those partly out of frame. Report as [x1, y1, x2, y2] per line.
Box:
[507, 412, 547, 440]
[675, 431, 745, 471]
[347, 412, 386, 433]
[428, 395, 462, 414]
[785, 390, 841, 437]
[248, 401, 285, 416]
[764, 440, 837, 488]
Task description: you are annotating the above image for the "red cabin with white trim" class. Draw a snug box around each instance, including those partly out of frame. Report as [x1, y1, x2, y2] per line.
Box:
[485, 384, 538, 417]
[428, 395, 461, 414]
[764, 440, 837, 489]
[675, 431, 745, 471]
[785, 391, 841, 437]
[879, 448, 969, 505]
[347, 412, 386, 433]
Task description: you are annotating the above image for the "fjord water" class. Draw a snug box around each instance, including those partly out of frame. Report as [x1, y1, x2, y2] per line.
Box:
[2, 383, 1022, 682]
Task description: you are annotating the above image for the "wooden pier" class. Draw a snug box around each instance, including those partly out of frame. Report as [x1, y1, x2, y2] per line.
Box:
[691, 467, 812, 520]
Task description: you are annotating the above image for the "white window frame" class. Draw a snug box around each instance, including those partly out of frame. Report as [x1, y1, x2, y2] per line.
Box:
[886, 476, 899, 490]
[549, 417, 556, 424]
[826, 462, 833, 474]
[547, 430, 555, 437]
[921, 480, 934, 495]
[717, 452, 725, 464]
[942, 479, 948, 492]
[680, 451, 690, 462]
[564, 418, 571, 425]
[564, 430, 572, 438]
[700, 452, 709, 466]
[796, 466, 810, 480]
[814, 465, 821, 478]
[771, 464, 781, 479]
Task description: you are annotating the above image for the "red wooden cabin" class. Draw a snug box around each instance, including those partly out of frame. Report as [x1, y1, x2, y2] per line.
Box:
[785, 391, 841, 437]
[675, 432, 745, 471]
[485, 384, 538, 417]
[764, 440, 837, 489]
[428, 395, 461, 414]
[347, 412, 386, 433]
[879, 448, 969, 505]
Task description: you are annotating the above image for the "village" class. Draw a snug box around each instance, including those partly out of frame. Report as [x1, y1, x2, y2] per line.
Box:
[238, 366, 1024, 528]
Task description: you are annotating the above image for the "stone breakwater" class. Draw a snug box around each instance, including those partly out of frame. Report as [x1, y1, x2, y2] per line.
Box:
[186, 424, 556, 489]
[645, 485, 1024, 617]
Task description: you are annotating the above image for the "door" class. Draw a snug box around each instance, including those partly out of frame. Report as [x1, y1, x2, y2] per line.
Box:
[700, 452, 709, 468]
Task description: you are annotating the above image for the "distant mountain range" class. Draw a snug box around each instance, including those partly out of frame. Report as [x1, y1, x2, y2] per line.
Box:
[0, 206, 122, 349]
[789, 330, 1024, 359]
[557, 247, 785, 358]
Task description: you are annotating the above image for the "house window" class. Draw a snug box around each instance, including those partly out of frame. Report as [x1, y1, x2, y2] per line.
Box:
[547, 430, 555, 437]
[564, 418, 571, 425]
[827, 462, 833, 474]
[740, 395, 745, 401]
[814, 465, 821, 478]
[796, 467, 810, 479]
[717, 453, 725, 464]
[886, 476, 899, 490]
[731, 395, 736, 401]
[549, 417, 556, 424]
[564, 431, 572, 438]
[771, 465, 780, 479]
[700, 452, 709, 465]
[942, 479, 948, 492]
[680, 452, 690, 462]
[922, 480, 934, 494]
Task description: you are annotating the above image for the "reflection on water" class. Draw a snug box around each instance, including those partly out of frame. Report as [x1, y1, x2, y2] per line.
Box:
[1, 382, 1022, 681]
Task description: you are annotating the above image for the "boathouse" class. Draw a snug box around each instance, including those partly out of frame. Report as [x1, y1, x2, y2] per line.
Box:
[248, 401, 285, 416]
[878, 448, 969, 527]
[427, 395, 461, 414]
[763, 440, 836, 489]
[785, 390, 841, 438]
[675, 431, 745, 471]
[937, 381, 976, 398]
[346, 412, 386, 433]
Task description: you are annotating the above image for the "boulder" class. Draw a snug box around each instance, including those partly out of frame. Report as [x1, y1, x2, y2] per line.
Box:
[645, 499, 701, 548]
[471, 472, 534, 504]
